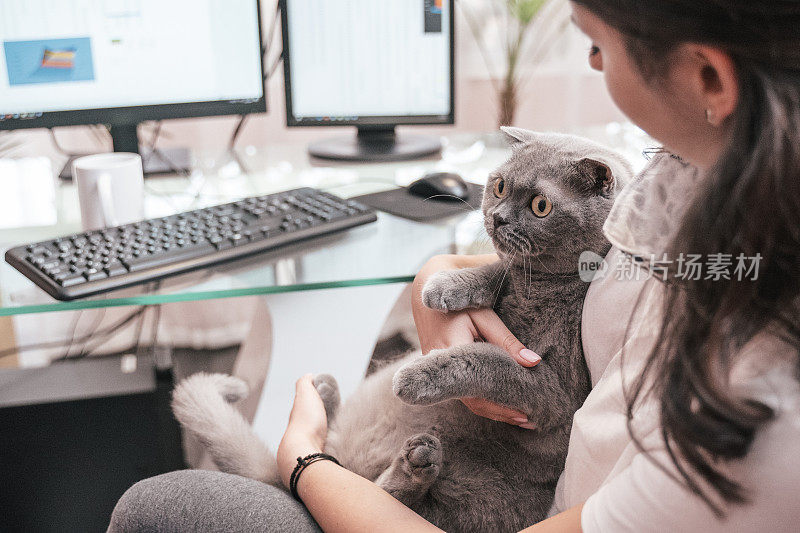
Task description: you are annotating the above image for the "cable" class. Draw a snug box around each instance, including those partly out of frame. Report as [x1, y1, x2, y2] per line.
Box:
[69, 281, 164, 360]
[229, 115, 249, 150]
[0, 307, 146, 361]
[55, 307, 148, 362]
[131, 305, 148, 357]
[147, 303, 163, 367]
[61, 310, 84, 360]
[265, 1, 281, 62]
[259, 1, 281, 85]
[268, 51, 284, 80]
[73, 307, 108, 357]
[144, 122, 191, 178]
[72, 309, 140, 360]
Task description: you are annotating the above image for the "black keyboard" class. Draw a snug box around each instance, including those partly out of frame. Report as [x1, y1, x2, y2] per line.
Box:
[5, 187, 377, 301]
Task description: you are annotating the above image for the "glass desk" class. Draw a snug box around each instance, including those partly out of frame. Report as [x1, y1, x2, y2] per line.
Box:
[0, 135, 511, 317]
[0, 126, 651, 318]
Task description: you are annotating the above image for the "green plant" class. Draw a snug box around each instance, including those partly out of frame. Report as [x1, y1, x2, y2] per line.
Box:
[460, 0, 568, 127]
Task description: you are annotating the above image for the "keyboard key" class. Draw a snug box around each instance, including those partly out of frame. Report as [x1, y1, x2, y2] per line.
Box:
[122, 243, 216, 272]
[85, 269, 108, 282]
[104, 262, 128, 277]
[59, 274, 85, 287]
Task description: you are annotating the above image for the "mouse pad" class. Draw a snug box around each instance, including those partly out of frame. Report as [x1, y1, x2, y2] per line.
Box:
[353, 183, 485, 222]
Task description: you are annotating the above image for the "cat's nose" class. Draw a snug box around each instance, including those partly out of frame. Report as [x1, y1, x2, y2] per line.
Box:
[493, 213, 508, 227]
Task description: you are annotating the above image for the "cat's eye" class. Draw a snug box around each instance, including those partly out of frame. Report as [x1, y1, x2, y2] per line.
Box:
[493, 178, 508, 198]
[531, 195, 552, 217]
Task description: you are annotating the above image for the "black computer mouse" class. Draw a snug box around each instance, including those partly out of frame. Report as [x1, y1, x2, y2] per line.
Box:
[407, 172, 470, 201]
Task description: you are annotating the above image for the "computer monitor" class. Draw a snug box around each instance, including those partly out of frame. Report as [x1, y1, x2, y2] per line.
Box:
[280, 0, 455, 162]
[0, 0, 266, 170]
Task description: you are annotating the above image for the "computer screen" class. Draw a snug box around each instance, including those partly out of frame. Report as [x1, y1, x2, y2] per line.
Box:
[283, 0, 453, 126]
[0, 0, 265, 127]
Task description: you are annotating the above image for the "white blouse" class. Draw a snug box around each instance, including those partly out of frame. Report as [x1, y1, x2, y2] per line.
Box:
[553, 153, 800, 531]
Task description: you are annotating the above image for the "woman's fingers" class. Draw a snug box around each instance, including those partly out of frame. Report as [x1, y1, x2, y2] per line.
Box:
[287, 374, 328, 443]
[468, 308, 541, 367]
[294, 375, 324, 413]
[460, 397, 536, 429]
[415, 302, 480, 355]
[296, 373, 314, 391]
[292, 374, 319, 408]
[428, 312, 480, 352]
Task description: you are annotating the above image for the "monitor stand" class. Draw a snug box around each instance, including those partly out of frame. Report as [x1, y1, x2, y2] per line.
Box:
[57, 124, 192, 181]
[307, 126, 442, 162]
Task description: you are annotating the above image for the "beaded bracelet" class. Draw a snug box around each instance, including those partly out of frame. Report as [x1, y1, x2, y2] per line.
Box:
[289, 452, 341, 500]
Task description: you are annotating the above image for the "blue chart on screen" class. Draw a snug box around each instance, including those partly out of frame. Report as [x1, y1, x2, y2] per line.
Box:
[424, 0, 443, 33]
[4, 37, 95, 86]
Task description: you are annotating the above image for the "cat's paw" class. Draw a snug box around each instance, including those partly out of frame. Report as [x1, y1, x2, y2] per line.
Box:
[421, 271, 476, 312]
[171, 372, 248, 431]
[206, 373, 249, 403]
[313, 373, 340, 419]
[401, 433, 442, 482]
[392, 357, 443, 405]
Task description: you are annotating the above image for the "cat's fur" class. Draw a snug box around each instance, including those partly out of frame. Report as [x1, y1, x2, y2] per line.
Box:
[172, 128, 633, 532]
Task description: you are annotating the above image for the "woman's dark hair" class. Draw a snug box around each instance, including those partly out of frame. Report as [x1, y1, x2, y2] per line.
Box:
[573, 0, 800, 515]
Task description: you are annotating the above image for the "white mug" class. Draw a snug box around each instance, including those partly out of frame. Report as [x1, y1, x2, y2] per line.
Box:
[73, 153, 145, 231]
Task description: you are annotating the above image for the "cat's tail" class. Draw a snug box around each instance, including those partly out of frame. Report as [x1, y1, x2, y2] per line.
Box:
[172, 372, 280, 485]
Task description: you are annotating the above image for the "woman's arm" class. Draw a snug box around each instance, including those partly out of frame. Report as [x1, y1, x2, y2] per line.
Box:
[277, 375, 443, 533]
[292, 460, 442, 533]
[520, 505, 583, 533]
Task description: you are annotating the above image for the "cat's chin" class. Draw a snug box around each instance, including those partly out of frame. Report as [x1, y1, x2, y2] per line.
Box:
[491, 231, 533, 256]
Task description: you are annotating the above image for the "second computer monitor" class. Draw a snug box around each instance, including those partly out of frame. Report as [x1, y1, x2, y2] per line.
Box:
[281, 0, 454, 161]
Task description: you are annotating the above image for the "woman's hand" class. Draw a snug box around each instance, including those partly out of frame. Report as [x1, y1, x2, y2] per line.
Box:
[413, 255, 540, 429]
[277, 374, 329, 488]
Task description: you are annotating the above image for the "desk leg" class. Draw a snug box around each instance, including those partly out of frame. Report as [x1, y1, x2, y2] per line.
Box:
[252, 283, 409, 451]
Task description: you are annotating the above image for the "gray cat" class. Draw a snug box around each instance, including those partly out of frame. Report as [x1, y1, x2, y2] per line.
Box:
[172, 127, 632, 532]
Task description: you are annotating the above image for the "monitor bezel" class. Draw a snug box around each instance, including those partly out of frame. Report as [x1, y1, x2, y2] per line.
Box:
[280, 0, 455, 129]
[0, 0, 267, 131]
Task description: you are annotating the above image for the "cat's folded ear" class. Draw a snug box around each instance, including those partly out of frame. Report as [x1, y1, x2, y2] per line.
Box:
[500, 126, 538, 148]
[575, 158, 616, 197]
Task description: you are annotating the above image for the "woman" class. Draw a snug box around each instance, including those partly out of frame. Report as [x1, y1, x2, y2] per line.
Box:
[110, 1, 800, 531]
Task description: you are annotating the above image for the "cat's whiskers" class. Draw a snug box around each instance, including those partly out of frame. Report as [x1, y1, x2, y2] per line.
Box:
[475, 234, 494, 251]
[532, 254, 556, 275]
[526, 254, 533, 299]
[487, 256, 507, 301]
[421, 195, 476, 214]
[501, 230, 533, 255]
[492, 251, 515, 307]
[521, 253, 529, 299]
